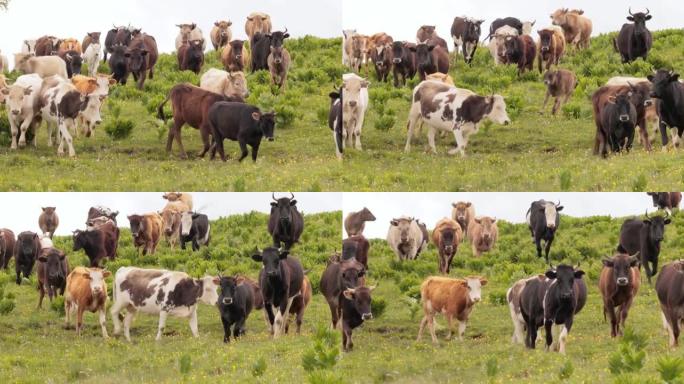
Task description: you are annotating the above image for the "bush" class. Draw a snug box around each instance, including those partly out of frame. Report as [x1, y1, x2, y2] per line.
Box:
[302, 325, 340, 372]
[374, 115, 396, 131]
[371, 296, 387, 318]
[104, 119, 134, 140]
[656, 356, 684, 384]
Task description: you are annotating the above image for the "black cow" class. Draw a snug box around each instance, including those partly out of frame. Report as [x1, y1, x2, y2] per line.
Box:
[108, 44, 129, 84]
[526, 200, 563, 262]
[36, 247, 68, 308]
[13, 231, 40, 285]
[410, 43, 449, 81]
[341, 285, 375, 352]
[104, 26, 132, 61]
[58, 50, 82, 78]
[391, 41, 416, 87]
[601, 92, 638, 154]
[251, 247, 304, 337]
[218, 275, 255, 342]
[451, 17, 484, 64]
[618, 211, 671, 283]
[179, 212, 210, 251]
[268, 29, 290, 48]
[520, 264, 586, 352]
[488, 17, 523, 39]
[177, 40, 204, 74]
[207, 102, 276, 162]
[648, 192, 682, 212]
[267, 192, 304, 250]
[72, 221, 120, 267]
[504, 35, 536, 75]
[648, 69, 684, 148]
[320, 257, 366, 329]
[328, 88, 343, 158]
[251, 32, 271, 72]
[614, 8, 652, 63]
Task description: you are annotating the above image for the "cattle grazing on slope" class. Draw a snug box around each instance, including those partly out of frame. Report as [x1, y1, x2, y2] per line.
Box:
[343, 29, 356, 66]
[211, 20, 233, 51]
[64, 267, 111, 338]
[175, 23, 205, 51]
[451, 17, 484, 64]
[648, 69, 684, 149]
[39, 207, 59, 238]
[344, 207, 376, 236]
[218, 275, 255, 342]
[599, 252, 640, 337]
[648, 192, 682, 213]
[267, 193, 304, 250]
[0, 229, 15, 269]
[127, 213, 163, 255]
[207, 101, 276, 162]
[328, 87, 343, 159]
[342, 73, 369, 151]
[618, 211, 671, 284]
[503, 35, 536, 75]
[451, 201, 475, 238]
[320, 257, 366, 329]
[542, 69, 577, 115]
[468, 216, 498, 257]
[614, 8, 652, 63]
[349, 34, 367, 73]
[410, 43, 449, 81]
[110, 267, 220, 341]
[73, 221, 120, 267]
[13, 231, 40, 285]
[387, 216, 423, 261]
[391, 41, 416, 87]
[179, 212, 210, 251]
[550, 8, 592, 49]
[341, 285, 376, 352]
[656, 261, 684, 346]
[432, 218, 463, 274]
[417, 276, 487, 344]
[537, 28, 565, 72]
[526, 200, 563, 262]
[108, 44, 129, 84]
[36, 246, 69, 308]
[177, 40, 204, 74]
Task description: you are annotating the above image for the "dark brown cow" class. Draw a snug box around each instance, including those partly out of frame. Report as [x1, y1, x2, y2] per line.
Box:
[36, 246, 69, 308]
[503, 35, 536, 75]
[177, 40, 204, 74]
[341, 284, 375, 352]
[157, 83, 243, 159]
[342, 235, 370, 269]
[14, 231, 40, 285]
[35, 35, 61, 56]
[542, 69, 577, 115]
[72, 221, 120, 267]
[648, 192, 682, 212]
[221, 40, 247, 72]
[656, 260, 684, 346]
[537, 28, 565, 72]
[344, 207, 376, 236]
[410, 43, 449, 81]
[391, 41, 416, 87]
[267, 45, 290, 89]
[127, 33, 158, 89]
[0, 229, 16, 269]
[416, 25, 448, 52]
[599, 252, 640, 337]
[431, 218, 462, 275]
[320, 257, 366, 329]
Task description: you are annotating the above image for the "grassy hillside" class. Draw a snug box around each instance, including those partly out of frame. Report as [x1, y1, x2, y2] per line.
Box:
[4, 209, 684, 382]
[0, 37, 344, 191]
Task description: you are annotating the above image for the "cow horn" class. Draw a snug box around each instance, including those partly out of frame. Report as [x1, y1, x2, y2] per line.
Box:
[289, 192, 294, 200]
[665, 210, 671, 218]
[629, 7, 634, 16]
[272, 193, 277, 201]
[556, 200, 561, 207]
[283, 27, 288, 34]
[645, 8, 650, 16]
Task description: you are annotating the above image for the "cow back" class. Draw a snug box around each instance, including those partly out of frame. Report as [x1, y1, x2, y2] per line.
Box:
[420, 276, 468, 315]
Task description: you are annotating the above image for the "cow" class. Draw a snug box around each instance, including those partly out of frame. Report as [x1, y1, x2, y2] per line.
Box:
[618, 211, 671, 284]
[350, 34, 367, 72]
[2, 74, 43, 150]
[104, 26, 132, 62]
[13, 231, 40, 285]
[320, 257, 366, 329]
[342, 235, 370, 269]
[648, 192, 682, 214]
[426, 72, 454, 85]
[595, 80, 655, 151]
[211, 20, 233, 51]
[87, 206, 119, 226]
[284, 275, 312, 334]
[108, 44, 129, 84]
[39, 207, 59, 238]
[73, 221, 119, 267]
[268, 44, 290, 90]
[163, 192, 194, 211]
[451, 201, 475, 238]
[599, 252, 640, 337]
[417, 276, 487, 344]
[415, 220, 429, 258]
[328, 87, 343, 159]
[127, 213, 163, 255]
[179, 212, 210, 251]
[343, 29, 356, 66]
[218, 275, 255, 342]
[82, 32, 100, 53]
[648, 69, 684, 149]
[503, 35, 536, 75]
[127, 33, 158, 89]
[592, 89, 638, 156]
[175, 23, 205, 51]
[451, 17, 484, 64]
[432, 218, 463, 274]
[59, 38, 82, 54]
[207, 101, 275, 162]
[416, 25, 438, 43]
[410, 43, 449, 81]
[177, 39, 204, 74]
[655, 261, 684, 346]
[160, 200, 190, 248]
[542, 69, 576, 115]
[0, 229, 16, 270]
[405, 81, 511, 156]
[245, 12, 272, 41]
[390, 41, 416, 87]
[250, 32, 271, 72]
[537, 28, 565, 72]
[614, 8, 652, 63]
[550, 8, 592, 49]
[157, 83, 243, 159]
[221, 40, 248, 72]
[526, 200, 563, 262]
[34, 35, 61, 56]
[344, 207, 376, 236]
[251, 247, 305, 338]
[468, 216, 498, 257]
[520, 265, 586, 353]
[267, 193, 304, 250]
[488, 26, 519, 65]
[370, 41, 392, 83]
[199, 69, 249, 101]
[36, 246, 69, 308]
[341, 285, 376, 352]
[64, 266, 110, 338]
[387, 216, 423, 261]
[507, 275, 542, 344]
[342, 73, 369, 151]
[82, 42, 102, 77]
[57, 50, 82, 78]
[110, 267, 220, 341]
[14, 54, 68, 78]
[488, 17, 523, 38]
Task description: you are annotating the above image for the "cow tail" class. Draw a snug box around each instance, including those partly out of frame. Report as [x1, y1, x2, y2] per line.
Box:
[612, 38, 618, 53]
[157, 92, 170, 122]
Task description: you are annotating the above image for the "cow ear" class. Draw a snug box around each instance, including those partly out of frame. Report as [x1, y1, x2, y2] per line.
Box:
[390, 220, 398, 226]
[607, 96, 616, 104]
[23, 86, 33, 95]
[574, 270, 585, 279]
[626, 16, 634, 21]
[647, 74, 654, 82]
[1, 89, 9, 95]
[556, 206, 564, 212]
[545, 270, 557, 279]
[665, 218, 672, 225]
[343, 288, 355, 299]
[212, 276, 220, 285]
[361, 80, 370, 88]
[227, 21, 233, 26]
[251, 112, 261, 121]
[42, 207, 47, 211]
[270, 202, 277, 207]
[358, 269, 365, 277]
[451, 202, 457, 208]
[191, 23, 197, 30]
[283, 33, 290, 39]
[602, 259, 614, 267]
[289, 199, 297, 206]
[251, 253, 263, 261]
[214, 21, 220, 27]
[103, 270, 112, 278]
[427, 45, 435, 52]
[38, 256, 47, 262]
[466, 202, 472, 207]
[645, 15, 652, 20]
[629, 254, 640, 267]
[491, 217, 497, 223]
[474, 217, 482, 224]
[279, 250, 289, 259]
[479, 278, 488, 286]
[643, 219, 651, 225]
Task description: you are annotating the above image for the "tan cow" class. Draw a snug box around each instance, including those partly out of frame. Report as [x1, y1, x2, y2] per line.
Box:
[38, 207, 59, 238]
[426, 72, 454, 85]
[221, 40, 249, 72]
[386, 216, 423, 260]
[245, 12, 272, 40]
[175, 23, 206, 50]
[160, 200, 190, 248]
[14, 54, 68, 79]
[451, 201, 475, 237]
[199, 68, 249, 99]
[162, 192, 194, 211]
[350, 34, 368, 73]
[268, 45, 290, 90]
[210, 20, 233, 51]
[550, 8, 593, 49]
[417, 276, 487, 344]
[59, 38, 82, 54]
[127, 213, 163, 255]
[468, 216, 498, 257]
[0, 74, 8, 103]
[542, 69, 577, 115]
[431, 218, 463, 274]
[64, 266, 111, 338]
[342, 73, 369, 150]
[342, 29, 356, 67]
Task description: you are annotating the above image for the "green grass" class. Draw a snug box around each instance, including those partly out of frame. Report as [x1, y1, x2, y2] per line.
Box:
[6, 210, 684, 382]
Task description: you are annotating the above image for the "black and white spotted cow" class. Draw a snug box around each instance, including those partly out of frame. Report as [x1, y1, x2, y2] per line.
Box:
[179, 212, 210, 251]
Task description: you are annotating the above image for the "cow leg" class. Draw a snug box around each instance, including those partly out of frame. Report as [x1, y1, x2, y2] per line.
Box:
[552, 97, 562, 115]
[149, 66, 154, 80]
[606, 303, 618, 337]
[450, 127, 467, 157]
[663, 310, 677, 347]
[660, 120, 669, 148]
[639, 118, 651, 151]
[458, 320, 467, 341]
[295, 304, 305, 334]
[8, 114, 19, 150]
[238, 142, 249, 162]
[110, 301, 124, 336]
[444, 313, 454, 340]
[404, 105, 421, 153]
[17, 117, 33, 147]
[156, 311, 168, 341]
[544, 238, 553, 262]
[619, 300, 632, 336]
[37, 282, 45, 309]
[251, 142, 260, 162]
[544, 319, 553, 351]
[264, 305, 276, 333]
[446, 254, 454, 274]
[652, 258, 659, 278]
[198, 126, 211, 158]
[99, 308, 109, 338]
[526, 318, 537, 349]
[417, 315, 428, 341]
[644, 261, 653, 285]
[426, 313, 438, 345]
[76, 307, 85, 336]
[426, 126, 438, 154]
[215, 138, 227, 161]
[541, 91, 551, 113]
[192, 239, 199, 251]
[234, 317, 247, 339]
[122, 310, 135, 341]
[58, 120, 76, 157]
[189, 308, 199, 338]
[64, 299, 71, 328]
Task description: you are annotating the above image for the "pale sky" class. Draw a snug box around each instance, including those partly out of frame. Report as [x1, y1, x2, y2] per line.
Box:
[0, 192, 341, 236]
[343, 192, 660, 239]
[0, 0, 341, 63]
[343, 0, 684, 42]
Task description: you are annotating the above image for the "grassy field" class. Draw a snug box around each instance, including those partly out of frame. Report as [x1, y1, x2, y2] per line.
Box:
[4, 209, 684, 382]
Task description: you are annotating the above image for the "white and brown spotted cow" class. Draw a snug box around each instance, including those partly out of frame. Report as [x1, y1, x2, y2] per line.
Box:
[405, 81, 510, 156]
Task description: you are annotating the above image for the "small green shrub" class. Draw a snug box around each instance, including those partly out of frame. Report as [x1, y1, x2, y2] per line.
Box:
[374, 115, 395, 131]
[251, 357, 266, 378]
[104, 119, 134, 140]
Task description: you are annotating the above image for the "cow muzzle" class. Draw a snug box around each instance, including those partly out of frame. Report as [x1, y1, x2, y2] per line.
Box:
[541, 46, 549, 52]
[361, 312, 373, 320]
[547, 223, 556, 229]
[375, 61, 384, 67]
[348, 100, 357, 108]
[266, 270, 278, 277]
[164, 228, 173, 235]
[644, 99, 653, 107]
[619, 115, 630, 122]
[11, 110, 20, 116]
[616, 277, 629, 286]
[392, 58, 401, 64]
[444, 246, 454, 254]
[560, 292, 572, 300]
[222, 297, 233, 305]
[274, 59, 282, 64]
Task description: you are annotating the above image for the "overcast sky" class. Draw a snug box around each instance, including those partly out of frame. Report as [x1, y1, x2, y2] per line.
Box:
[0, 0, 341, 61]
[343, 192, 661, 239]
[0, 192, 341, 236]
[343, 0, 683, 42]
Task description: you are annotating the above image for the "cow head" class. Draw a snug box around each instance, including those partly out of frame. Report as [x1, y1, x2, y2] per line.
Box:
[342, 76, 368, 113]
[451, 201, 472, 230]
[161, 210, 181, 236]
[125, 47, 148, 73]
[409, 42, 435, 68]
[463, 276, 487, 302]
[439, 226, 457, 256]
[608, 92, 635, 129]
[253, 111, 276, 141]
[603, 252, 640, 286]
[538, 200, 563, 229]
[83, 268, 111, 296]
[42, 207, 56, 215]
[219, 275, 243, 306]
[180, 211, 197, 237]
[228, 40, 245, 63]
[537, 30, 554, 53]
[252, 247, 288, 278]
[648, 69, 679, 99]
[550, 8, 569, 25]
[87, 32, 101, 44]
[270, 45, 287, 65]
[643, 210, 671, 243]
[627, 8, 651, 36]
[271, 193, 297, 230]
[484, 94, 511, 125]
[64, 51, 83, 75]
[340, 258, 366, 288]
[214, 20, 233, 39]
[176, 23, 197, 39]
[545, 264, 584, 300]
[187, 40, 204, 60]
[467, 20, 484, 39]
[391, 41, 406, 64]
[18, 232, 38, 256]
[268, 29, 290, 48]
[38, 248, 67, 282]
[372, 43, 392, 70]
[358, 207, 376, 222]
[474, 217, 496, 243]
[199, 275, 221, 305]
[72, 230, 88, 251]
[127, 215, 146, 239]
[2, 84, 33, 116]
[390, 217, 414, 243]
[343, 285, 376, 320]
[163, 192, 183, 202]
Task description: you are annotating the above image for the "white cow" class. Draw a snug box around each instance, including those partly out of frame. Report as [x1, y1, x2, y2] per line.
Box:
[199, 68, 249, 99]
[15, 54, 68, 79]
[1, 73, 43, 149]
[342, 73, 369, 150]
[175, 23, 206, 50]
[488, 25, 519, 65]
[83, 43, 102, 77]
[386, 216, 424, 261]
[342, 29, 356, 66]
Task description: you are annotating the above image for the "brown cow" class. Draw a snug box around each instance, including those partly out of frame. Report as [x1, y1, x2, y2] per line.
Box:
[127, 213, 163, 255]
[537, 28, 565, 72]
[550, 8, 593, 49]
[350, 34, 368, 73]
[432, 218, 463, 275]
[320, 257, 366, 329]
[35, 35, 61, 56]
[542, 69, 577, 115]
[177, 39, 204, 74]
[0, 228, 15, 269]
[267, 45, 290, 90]
[64, 266, 111, 338]
[648, 192, 682, 213]
[38, 207, 59, 238]
[127, 33, 158, 90]
[82, 32, 101, 53]
[416, 25, 449, 52]
[468, 216, 498, 257]
[245, 12, 272, 40]
[503, 34, 536, 75]
[210, 20, 233, 51]
[342, 235, 370, 269]
[157, 83, 242, 159]
[656, 261, 684, 346]
[417, 276, 487, 344]
[160, 200, 190, 248]
[221, 40, 249, 72]
[36, 246, 69, 308]
[344, 207, 376, 236]
[72, 221, 120, 267]
[59, 38, 82, 55]
[451, 201, 475, 238]
[599, 252, 640, 337]
[285, 275, 312, 334]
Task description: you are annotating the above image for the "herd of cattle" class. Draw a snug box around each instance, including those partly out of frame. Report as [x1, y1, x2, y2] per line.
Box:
[0, 12, 296, 160]
[340, 8, 684, 158]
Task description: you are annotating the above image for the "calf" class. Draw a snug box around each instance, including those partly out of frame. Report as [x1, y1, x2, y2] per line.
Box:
[36, 246, 69, 308]
[503, 35, 536, 75]
[127, 33, 158, 89]
[341, 285, 376, 352]
[127, 213, 163, 255]
[342, 73, 369, 151]
[73, 221, 119, 267]
[656, 261, 684, 346]
[410, 43, 449, 81]
[370, 42, 392, 83]
[648, 69, 684, 149]
[526, 200, 563, 262]
[34, 35, 61, 56]
[110, 267, 220, 341]
[432, 218, 462, 274]
[542, 69, 577, 115]
[386, 216, 423, 260]
[468, 216, 498, 257]
[537, 28, 565, 72]
[2, 73, 43, 150]
[350, 34, 367, 72]
[451, 201, 475, 237]
[618, 211, 671, 283]
[267, 45, 290, 89]
[599, 253, 640, 337]
[39, 207, 59, 238]
[83, 43, 102, 77]
[177, 40, 204, 74]
[64, 267, 110, 338]
[200, 68, 249, 99]
[343, 29, 356, 66]
[451, 17, 484, 64]
[218, 275, 255, 342]
[208, 102, 275, 162]
[251, 247, 305, 338]
[179, 212, 210, 251]
[344, 207, 376, 236]
[211, 20, 233, 51]
[648, 192, 682, 213]
[614, 8, 652, 63]
[221, 40, 248, 72]
[13, 231, 40, 284]
[328, 88, 343, 159]
[0, 229, 15, 269]
[391, 41, 416, 87]
[417, 276, 487, 344]
[320, 257, 366, 329]
[342, 235, 370, 269]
